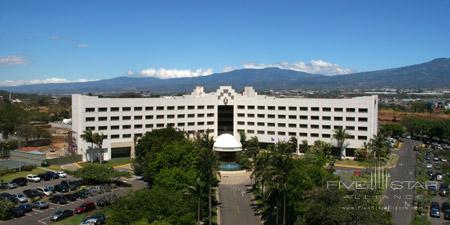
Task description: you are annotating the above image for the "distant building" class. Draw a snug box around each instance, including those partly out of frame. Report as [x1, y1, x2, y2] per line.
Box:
[72, 86, 378, 162]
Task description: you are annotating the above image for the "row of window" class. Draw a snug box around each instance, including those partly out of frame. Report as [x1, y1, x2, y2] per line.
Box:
[108, 129, 210, 139]
[236, 122, 368, 131]
[85, 105, 215, 113]
[237, 129, 368, 140]
[85, 121, 215, 131]
[237, 105, 368, 113]
[236, 114, 368, 122]
[85, 113, 215, 122]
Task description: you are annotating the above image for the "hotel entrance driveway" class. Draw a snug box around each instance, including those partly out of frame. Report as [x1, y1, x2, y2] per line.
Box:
[218, 171, 262, 225]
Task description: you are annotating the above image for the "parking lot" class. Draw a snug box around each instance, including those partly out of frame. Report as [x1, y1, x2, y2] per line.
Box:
[1, 172, 145, 225]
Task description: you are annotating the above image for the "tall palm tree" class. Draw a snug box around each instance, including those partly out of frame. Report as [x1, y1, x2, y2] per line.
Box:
[92, 133, 106, 163]
[80, 129, 94, 162]
[299, 140, 309, 153]
[333, 127, 350, 159]
[287, 137, 298, 154]
[197, 146, 219, 225]
[184, 177, 203, 224]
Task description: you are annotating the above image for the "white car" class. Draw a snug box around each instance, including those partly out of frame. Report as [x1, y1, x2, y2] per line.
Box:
[36, 186, 53, 196]
[442, 158, 448, 162]
[56, 171, 67, 178]
[436, 174, 444, 181]
[14, 193, 29, 203]
[26, 174, 41, 182]
[426, 163, 433, 169]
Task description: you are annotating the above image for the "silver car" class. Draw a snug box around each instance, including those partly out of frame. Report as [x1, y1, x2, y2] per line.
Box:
[14, 193, 28, 203]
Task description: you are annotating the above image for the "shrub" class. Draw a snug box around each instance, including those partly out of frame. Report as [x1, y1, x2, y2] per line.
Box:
[21, 164, 35, 171]
[0, 198, 14, 220]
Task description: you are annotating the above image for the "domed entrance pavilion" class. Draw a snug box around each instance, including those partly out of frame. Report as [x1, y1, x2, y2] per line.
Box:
[213, 133, 243, 171]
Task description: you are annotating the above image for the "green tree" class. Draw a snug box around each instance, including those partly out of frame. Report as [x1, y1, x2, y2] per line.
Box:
[0, 198, 14, 220]
[80, 129, 94, 162]
[197, 146, 219, 225]
[0, 103, 29, 139]
[74, 164, 128, 184]
[91, 132, 106, 163]
[333, 127, 350, 159]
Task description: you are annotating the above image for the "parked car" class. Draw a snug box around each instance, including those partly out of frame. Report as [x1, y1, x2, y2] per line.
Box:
[442, 202, 450, 214]
[79, 213, 106, 225]
[50, 209, 74, 221]
[17, 204, 33, 213]
[49, 195, 68, 204]
[440, 184, 449, 196]
[436, 173, 444, 181]
[31, 201, 49, 209]
[445, 211, 450, 220]
[0, 182, 8, 190]
[0, 192, 18, 203]
[11, 177, 27, 186]
[38, 172, 59, 181]
[10, 207, 25, 217]
[96, 197, 111, 207]
[430, 202, 441, 218]
[14, 193, 29, 203]
[64, 193, 78, 201]
[442, 158, 448, 162]
[36, 186, 53, 197]
[74, 190, 89, 199]
[23, 189, 44, 199]
[434, 157, 440, 162]
[426, 163, 433, 169]
[56, 171, 67, 178]
[428, 183, 438, 195]
[26, 174, 41, 182]
[53, 184, 70, 193]
[61, 180, 82, 191]
[6, 182, 18, 189]
[74, 201, 96, 214]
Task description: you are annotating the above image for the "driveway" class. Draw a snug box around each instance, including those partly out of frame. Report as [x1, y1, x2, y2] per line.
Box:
[382, 138, 419, 225]
[218, 171, 261, 225]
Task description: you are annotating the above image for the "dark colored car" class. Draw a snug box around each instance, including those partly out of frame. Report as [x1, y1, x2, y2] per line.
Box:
[74, 190, 89, 199]
[38, 172, 58, 181]
[0, 182, 8, 190]
[445, 211, 450, 220]
[440, 184, 449, 196]
[74, 201, 96, 214]
[53, 184, 70, 193]
[23, 189, 44, 199]
[10, 207, 25, 217]
[32, 201, 50, 209]
[64, 193, 78, 201]
[0, 192, 18, 204]
[11, 177, 27, 186]
[442, 202, 450, 213]
[81, 214, 106, 225]
[17, 204, 33, 213]
[50, 209, 74, 221]
[430, 201, 441, 218]
[49, 195, 68, 204]
[96, 197, 111, 207]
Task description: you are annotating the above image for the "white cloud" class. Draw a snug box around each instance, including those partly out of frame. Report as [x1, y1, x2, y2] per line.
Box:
[0, 77, 97, 86]
[225, 60, 354, 75]
[133, 68, 214, 79]
[76, 43, 89, 48]
[0, 55, 27, 66]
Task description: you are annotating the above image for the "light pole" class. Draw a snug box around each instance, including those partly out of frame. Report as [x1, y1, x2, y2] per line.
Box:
[274, 206, 278, 225]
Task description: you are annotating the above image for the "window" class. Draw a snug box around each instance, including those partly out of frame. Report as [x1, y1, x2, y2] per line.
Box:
[346, 117, 355, 121]
[334, 125, 343, 129]
[145, 124, 153, 128]
[157, 123, 164, 128]
[247, 114, 255, 118]
[145, 115, 154, 119]
[322, 116, 331, 121]
[111, 116, 119, 121]
[177, 106, 185, 110]
[334, 108, 343, 112]
[257, 130, 265, 134]
[288, 115, 297, 119]
[311, 107, 319, 112]
[111, 134, 120, 139]
[188, 105, 195, 110]
[257, 122, 265, 126]
[197, 114, 205, 118]
[99, 117, 107, 121]
[177, 114, 185, 118]
[86, 108, 95, 112]
[288, 132, 296, 136]
[322, 107, 331, 112]
[238, 121, 245, 125]
[300, 115, 308, 120]
[123, 134, 131, 138]
[134, 115, 143, 120]
[98, 107, 107, 112]
[237, 105, 245, 109]
[299, 124, 308, 128]
[268, 123, 275, 127]
[311, 124, 319, 129]
[134, 107, 142, 111]
[268, 106, 275, 110]
[322, 134, 331, 138]
[207, 105, 214, 109]
[311, 133, 319, 137]
[278, 131, 286, 135]
[205, 113, 213, 117]
[134, 124, 143, 129]
[311, 116, 319, 120]
[122, 116, 131, 120]
[167, 123, 175, 127]
[167, 115, 175, 119]
[247, 122, 255, 126]
[188, 122, 195, 126]
[135, 133, 143, 138]
[207, 121, 214, 125]
[348, 135, 355, 139]
[289, 106, 297, 111]
[167, 106, 175, 110]
[299, 132, 307, 137]
[156, 106, 164, 110]
[346, 108, 355, 112]
[358, 117, 368, 122]
[267, 131, 275, 135]
[346, 126, 355, 130]
[278, 115, 286, 119]
[288, 123, 296, 128]
[122, 107, 131, 111]
[358, 108, 368, 113]
[197, 105, 205, 110]
[358, 136, 367, 140]
[237, 113, 245, 117]
[278, 123, 286, 127]
[111, 125, 119, 130]
[156, 115, 164, 119]
[178, 123, 185, 126]
[268, 114, 275, 118]
[85, 117, 95, 122]
[247, 130, 255, 134]
[123, 125, 131, 129]
[300, 107, 308, 111]
[247, 105, 255, 110]
[257, 106, 265, 110]
[358, 126, 368, 131]
[278, 106, 286, 111]
[257, 114, 265, 118]
[86, 126, 95, 131]
[322, 125, 331, 129]
[111, 107, 119, 112]
[98, 126, 107, 131]
[145, 106, 153, 111]
[334, 117, 343, 121]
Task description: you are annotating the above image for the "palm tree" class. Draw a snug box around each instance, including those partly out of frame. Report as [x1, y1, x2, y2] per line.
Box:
[299, 140, 309, 153]
[184, 177, 203, 224]
[251, 151, 272, 198]
[287, 137, 298, 154]
[333, 127, 350, 159]
[197, 147, 219, 225]
[246, 136, 260, 161]
[92, 133, 106, 163]
[80, 129, 94, 162]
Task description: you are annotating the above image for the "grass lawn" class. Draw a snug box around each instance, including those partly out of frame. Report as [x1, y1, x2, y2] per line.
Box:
[0, 167, 47, 182]
[47, 165, 63, 171]
[54, 209, 104, 225]
[79, 157, 131, 168]
[335, 159, 373, 168]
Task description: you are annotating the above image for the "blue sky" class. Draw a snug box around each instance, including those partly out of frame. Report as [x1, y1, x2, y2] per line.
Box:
[0, 0, 449, 85]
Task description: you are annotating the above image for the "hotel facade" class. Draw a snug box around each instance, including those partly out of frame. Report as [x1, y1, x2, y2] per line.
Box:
[72, 86, 378, 161]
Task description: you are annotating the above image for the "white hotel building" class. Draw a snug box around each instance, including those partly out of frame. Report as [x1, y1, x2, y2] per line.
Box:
[72, 86, 378, 161]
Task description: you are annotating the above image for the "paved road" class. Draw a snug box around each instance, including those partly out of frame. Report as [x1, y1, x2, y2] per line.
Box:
[219, 171, 261, 225]
[382, 139, 419, 225]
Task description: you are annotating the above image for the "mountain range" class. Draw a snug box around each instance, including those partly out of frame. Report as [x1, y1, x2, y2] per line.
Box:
[1, 58, 450, 94]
